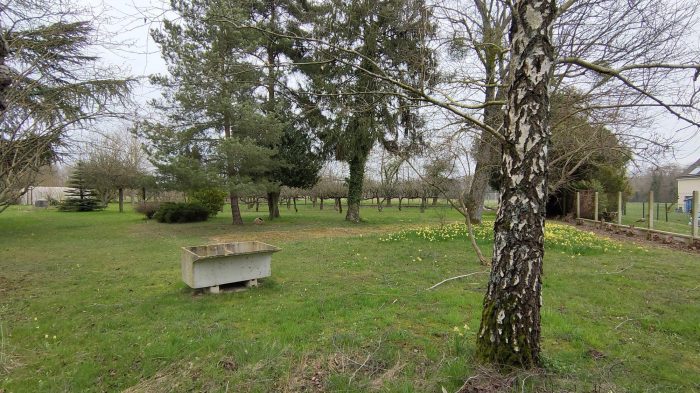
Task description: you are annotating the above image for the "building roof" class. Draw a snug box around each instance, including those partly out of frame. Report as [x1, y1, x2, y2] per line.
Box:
[679, 158, 700, 179]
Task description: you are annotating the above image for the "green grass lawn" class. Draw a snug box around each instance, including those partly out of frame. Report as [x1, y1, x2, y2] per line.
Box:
[620, 202, 696, 235]
[1, 203, 699, 392]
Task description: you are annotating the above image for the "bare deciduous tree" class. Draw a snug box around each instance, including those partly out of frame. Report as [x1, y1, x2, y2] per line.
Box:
[82, 131, 149, 212]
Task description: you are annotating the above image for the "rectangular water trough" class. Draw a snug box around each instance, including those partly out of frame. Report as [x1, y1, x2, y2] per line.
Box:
[181, 241, 280, 291]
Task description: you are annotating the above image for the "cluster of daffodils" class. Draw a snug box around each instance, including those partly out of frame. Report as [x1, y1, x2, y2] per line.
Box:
[379, 222, 492, 243]
[380, 221, 622, 255]
[545, 222, 622, 254]
[34, 317, 58, 341]
[452, 324, 471, 337]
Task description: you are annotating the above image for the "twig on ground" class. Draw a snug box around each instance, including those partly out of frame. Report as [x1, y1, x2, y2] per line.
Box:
[454, 375, 478, 393]
[520, 369, 540, 392]
[427, 271, 488, 290]
[459, 201, 488, 266]
[594, 264, 634, 275]
[349, 336, 384, 383]
[614, 317, 634, 330]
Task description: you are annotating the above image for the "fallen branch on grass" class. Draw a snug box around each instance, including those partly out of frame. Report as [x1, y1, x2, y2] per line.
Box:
[427, 271, 488, 290]
[593, 263, 634, 275]
[614, 317, 635, 330]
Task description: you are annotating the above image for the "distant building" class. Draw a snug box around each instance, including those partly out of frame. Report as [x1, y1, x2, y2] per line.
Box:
[677, 158, 700, 212]
[21, 186, 70, 205]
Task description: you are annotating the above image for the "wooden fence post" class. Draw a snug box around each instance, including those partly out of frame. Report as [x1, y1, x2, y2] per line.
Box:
[576, 191, 580, 219]
[594, 191, 599, 222]
[617, 191, 622, 225]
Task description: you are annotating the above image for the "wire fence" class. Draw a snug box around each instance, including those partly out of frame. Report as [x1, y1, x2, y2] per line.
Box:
[575, 189, 699, 241]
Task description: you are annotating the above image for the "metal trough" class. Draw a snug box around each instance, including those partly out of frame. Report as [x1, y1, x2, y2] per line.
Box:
[181, 241, 280, 290]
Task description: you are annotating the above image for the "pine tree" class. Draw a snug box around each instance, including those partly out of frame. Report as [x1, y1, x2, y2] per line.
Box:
[142, 0, 326, 224]
[59, 162, 104, 212]
[216, 0, 325, 220]
[142, 0, 285, 225]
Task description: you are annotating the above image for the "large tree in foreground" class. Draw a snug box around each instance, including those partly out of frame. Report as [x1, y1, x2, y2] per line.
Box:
[474, 0, 556, 366]
[0, 1, 131, 212]
[474, 0, 700, 367]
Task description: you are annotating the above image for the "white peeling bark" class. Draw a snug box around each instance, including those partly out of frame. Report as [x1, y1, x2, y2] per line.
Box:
[476, 0, 556, 367]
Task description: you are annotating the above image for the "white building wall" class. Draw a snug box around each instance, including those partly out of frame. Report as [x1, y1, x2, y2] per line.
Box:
[21, 187, 71, 205]
[677, 178, 700, 211]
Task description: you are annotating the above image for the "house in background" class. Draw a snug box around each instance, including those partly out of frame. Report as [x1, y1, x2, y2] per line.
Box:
[677, 158, 700, 212]
[19, 165, 70, 206]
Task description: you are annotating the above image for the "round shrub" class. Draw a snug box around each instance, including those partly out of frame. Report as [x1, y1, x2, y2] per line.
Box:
[153, 202, 209, 223]
[191, 188, 227, 217]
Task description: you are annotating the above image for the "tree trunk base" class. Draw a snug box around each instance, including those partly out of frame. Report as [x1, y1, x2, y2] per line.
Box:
[230, 194, 243, 225]
[345, 203, 360, 223]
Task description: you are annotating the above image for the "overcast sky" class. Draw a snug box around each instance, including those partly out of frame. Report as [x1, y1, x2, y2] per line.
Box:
[85, 0, 700, 169]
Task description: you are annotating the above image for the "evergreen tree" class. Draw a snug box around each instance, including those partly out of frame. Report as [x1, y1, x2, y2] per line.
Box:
[267, 107, 324, 217]
[142, 0, 284, 225]
[213, 0, 326, 220]
[58, 162, 103, 212]
[142, 0, 323, 223]
[311, 0, 437, 222]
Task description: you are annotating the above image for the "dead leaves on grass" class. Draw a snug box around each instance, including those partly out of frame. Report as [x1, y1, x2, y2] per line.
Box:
[455, 367, 517, 393]
[218, 357, 238, 372]
[280, 351, 407, 392]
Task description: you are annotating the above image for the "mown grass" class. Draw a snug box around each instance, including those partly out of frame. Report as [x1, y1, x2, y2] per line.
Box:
[0, 203, 699, 392]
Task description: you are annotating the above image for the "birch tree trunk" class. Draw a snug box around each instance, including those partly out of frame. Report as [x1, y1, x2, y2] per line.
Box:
[476, 0, 556, 367]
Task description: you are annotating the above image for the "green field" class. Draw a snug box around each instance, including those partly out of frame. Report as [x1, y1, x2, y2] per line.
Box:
[620, 202, 696, 235]
[1, 204, 699, 392]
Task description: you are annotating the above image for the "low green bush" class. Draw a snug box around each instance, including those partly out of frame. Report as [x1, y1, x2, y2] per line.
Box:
[153, 202, 209, 223]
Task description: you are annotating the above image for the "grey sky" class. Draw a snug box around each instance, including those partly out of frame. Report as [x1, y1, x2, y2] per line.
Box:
[86, 0, 700, 168]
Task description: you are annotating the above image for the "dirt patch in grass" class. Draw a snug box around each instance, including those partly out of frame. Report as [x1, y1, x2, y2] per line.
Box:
[455, 367, 516, 393]
[280, 355, 328, 392]
[368, 357, 407, 390]
[279, 351, 401, 392]
[0, 275, 24, 293]
[122, 360, 203, 393]
[0, 352, 20, 375]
